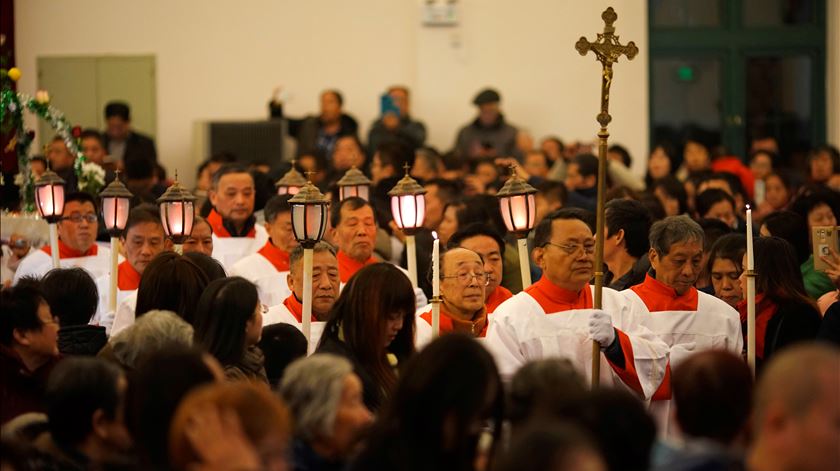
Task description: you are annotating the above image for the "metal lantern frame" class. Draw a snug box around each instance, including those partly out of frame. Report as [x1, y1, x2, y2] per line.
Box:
[275, 162, 308, 196]
[99, 171, 134, 238]
[387, 166, 427, 237]
[34, 169, 66, 224]
[496, 166, 538, 238]
[156, 174, 197, 245]
[289, 180, 330, 249]
[336, 165, 372, 201]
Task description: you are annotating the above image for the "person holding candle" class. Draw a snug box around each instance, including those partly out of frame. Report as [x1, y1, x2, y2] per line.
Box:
[415, 248, 489, 346]
[621, 215, 742, 439]
[737, 237, 822, 374]
[447, 224, 513, 313]
[485, 209, 669, 397]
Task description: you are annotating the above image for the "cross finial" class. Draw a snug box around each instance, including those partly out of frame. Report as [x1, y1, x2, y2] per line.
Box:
[174, 169, 179, 182]
[403, 162, 411, 175]
[304, 170, 315, 182]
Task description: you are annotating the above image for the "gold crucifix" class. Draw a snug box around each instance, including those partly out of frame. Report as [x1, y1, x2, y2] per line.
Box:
[575, 7, 637, 388]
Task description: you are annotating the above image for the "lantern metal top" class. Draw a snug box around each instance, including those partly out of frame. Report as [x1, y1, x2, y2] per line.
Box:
[34, 168, 66, 188]
[99, 171, 133, 200]
[275, 161, 308, 189]
[496, 166, 538, 198]
[336, 166, 372, 188]
[387, 164, 426, 197]
[156, 171, 196, 204]
[289, 178, 329, 206]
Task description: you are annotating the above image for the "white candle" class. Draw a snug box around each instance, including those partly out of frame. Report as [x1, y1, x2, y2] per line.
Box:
[432, 233, 440, 297]
[746, 205, 754, 271]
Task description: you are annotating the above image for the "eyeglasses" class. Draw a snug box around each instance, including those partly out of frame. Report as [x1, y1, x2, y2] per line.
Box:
[442, 271, 490, 286]
[544, 241, 596, 255]
[61, 214, 98, 224]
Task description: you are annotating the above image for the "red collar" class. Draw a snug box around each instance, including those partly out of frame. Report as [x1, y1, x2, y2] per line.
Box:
[525, 276, 593, 312]
[41, 239, 98, 258]
[737, 293, 777, 360]
[257, 241, 290, 272]
[282, 294, 316, 323]
[337, 250, 377, 283]
[630, 274, 699, 312]
[117, 261, 142, 291]
[207, 209, 256, 238]
[420, 304, 489, 337]
[486, 285, 513, 313]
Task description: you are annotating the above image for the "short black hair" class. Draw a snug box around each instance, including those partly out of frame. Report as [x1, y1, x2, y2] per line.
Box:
[64, 191, 98, 213]
[695, 189, 735, 219]
[210, 163, 253, 190]
[0, 283, 47, 346]
[791, 185, 840, 224]
[104, 101, 130, 121]
[264, 194, 294, 223]
[608, 144, 632, 167]
[535, 180, 567, 207]
[79, 129, 105, 147]
[652, 176, 688, 215]
[697, 218, 733, 252]
[447, 223, 505, 256]
[182, 252, 227, 282]
[135, 252, 210, 326]
[45, 357, 123, 448]
[605, 199, 653, 258]
[123, 203, 163, 236]
[534, 208, 596, 248]
[572, 153, 599, 178]
[330, 196, 373, 228]
[424, 178, 462, 207]
[124, 156, 155, 180]
[700, 172, 745, 198]
[322, 89, 344, 106]
[40, 268, 98, 326]
[762, 210, 810, 265]
[706, 233, 746, 277]
[809, 144, 840, 169]
[375, 141, 413, 171]
[259, 323, 307, 386]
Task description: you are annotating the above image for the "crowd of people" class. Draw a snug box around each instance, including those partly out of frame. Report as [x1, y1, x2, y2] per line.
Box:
[1, 86, 839, 471]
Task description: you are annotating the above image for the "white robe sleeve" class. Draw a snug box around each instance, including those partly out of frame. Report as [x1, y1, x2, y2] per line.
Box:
[484, 295, 531, 381]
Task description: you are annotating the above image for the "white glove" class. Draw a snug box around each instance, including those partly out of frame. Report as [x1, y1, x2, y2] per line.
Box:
[588, 309, 616, 350]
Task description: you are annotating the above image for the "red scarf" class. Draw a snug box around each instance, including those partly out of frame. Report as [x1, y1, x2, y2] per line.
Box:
[257, 241, 290, 272]
[420, 304, 489, 337]
[41, 239, 98, 258]
[282, 294, 316, 323]
[526, 276, 592, 313]
[117, 261, 142, 291]
[629, 274, 699, 312]
[337, 250, 377, 284]
[207, 209, 256, 238]
[485, 285, 513, 313]
[737, 293, 777, 360]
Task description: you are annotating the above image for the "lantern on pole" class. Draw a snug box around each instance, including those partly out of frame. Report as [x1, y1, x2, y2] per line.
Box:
[34, 169, 66, 269]
[100, 172, 134, 312]
[289, 176, 330, 346]
[275, 161, 307, 195]
[388, 164, 426, 288]
[156, 172, 196, 249]
[496, 166, 537, 288]
[336, 166, 372, 201]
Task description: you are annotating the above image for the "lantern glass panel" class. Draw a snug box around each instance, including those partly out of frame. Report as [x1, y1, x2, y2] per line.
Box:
[160, 201, 194, 238]
[36, 184, 65, 218]
[291, 203, 326, 242]
[500, 193, 535, 233]
[278, 186, 301, 196]
[103, 197, 131, 232]
[391, 194, 425, 230]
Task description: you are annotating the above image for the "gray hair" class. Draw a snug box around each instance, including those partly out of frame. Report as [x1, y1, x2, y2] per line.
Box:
[279, 353, 354, 441]
[649, 215, 704, 256]
[289, 242, 336, 274]
[110, 310, 193, 369]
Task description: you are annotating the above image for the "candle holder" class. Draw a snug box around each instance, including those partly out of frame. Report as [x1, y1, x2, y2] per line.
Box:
[275, 160, 307, 195]
[100, 172, 134, 311]
[34, 169, 66, 269]
[389, 164, 427, 288]
[157, 172, 196, 247]
[496, 166, 537, 288]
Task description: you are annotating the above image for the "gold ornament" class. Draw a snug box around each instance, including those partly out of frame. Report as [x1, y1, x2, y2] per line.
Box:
[7, 67, 21, 82]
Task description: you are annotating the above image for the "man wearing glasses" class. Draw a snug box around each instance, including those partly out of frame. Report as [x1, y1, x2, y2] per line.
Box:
[13, 192, 111, 284]
[485, 208, 669, 400]
[415, 247, 489, 346]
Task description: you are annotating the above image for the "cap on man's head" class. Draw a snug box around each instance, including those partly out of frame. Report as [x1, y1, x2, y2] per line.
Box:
[473, 88, 501, 106]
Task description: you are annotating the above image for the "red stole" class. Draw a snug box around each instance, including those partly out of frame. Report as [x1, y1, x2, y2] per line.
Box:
[257, 241, 290, 272]
[737, 293, 777, 360]
[117, 261, 141, 291]
[207, 209, 256, 238]
[420, 304, 489, 337]
[282, 294, 316, 323]
[41, 239, 98, 258]
[485, 285, 513, 314]
[629, 274, 699, 312]
[525, 276, 593, 313]
[337, 250, 377, 283]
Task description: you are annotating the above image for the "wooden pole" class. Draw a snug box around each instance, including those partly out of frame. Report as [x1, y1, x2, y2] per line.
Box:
[517, 237, 532, 289]
[109, 237, 120, 312]
[48, 223, 60, 269]
[302, 247, 314, 351]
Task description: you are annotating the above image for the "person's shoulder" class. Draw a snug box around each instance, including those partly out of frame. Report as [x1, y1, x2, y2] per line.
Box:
[697, 290, 739, 316]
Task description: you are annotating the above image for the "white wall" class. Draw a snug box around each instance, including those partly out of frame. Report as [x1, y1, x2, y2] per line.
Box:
[15, 0, 649, 187]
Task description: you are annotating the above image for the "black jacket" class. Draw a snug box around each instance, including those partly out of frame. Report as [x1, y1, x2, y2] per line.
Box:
[58, 325, 107, 356]
[754, 299, 822, 373]
[103, 131, 157, 165]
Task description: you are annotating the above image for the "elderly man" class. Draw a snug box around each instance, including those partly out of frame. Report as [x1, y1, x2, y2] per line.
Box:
[230, 195, 297, 306]
[485, 208, 669, 397]
[747, 345, 840, 471]
[265, 243, 340, 353]
[14, 192, 111, 284]
[207, 164, 268, 268]
[447, 224, 512, 313]
[280, 354, 373, 471]
[416, 248, 488, 346]
[94, 204, 168, 333]
[622, 215, 742, 438]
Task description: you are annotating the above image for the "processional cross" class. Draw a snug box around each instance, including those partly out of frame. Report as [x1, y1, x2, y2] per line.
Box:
[575, 7, 637, 387]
